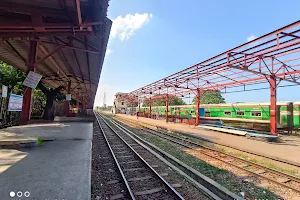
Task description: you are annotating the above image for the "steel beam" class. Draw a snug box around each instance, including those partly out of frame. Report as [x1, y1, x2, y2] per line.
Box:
[75, 0, 83, 25]
[269, 75, 277, 136]
[21, 40, 38, 124]
[65, 80, 71, 116]
[149, 97, 152, 119]
[166, 94, 169, 123]
[38, 44, 69, 79]
[195, 89, 200, 126]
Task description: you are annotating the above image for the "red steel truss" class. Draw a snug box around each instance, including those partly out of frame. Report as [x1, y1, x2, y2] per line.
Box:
[120, 20, 300, 136]
[0, 0, 111, 123]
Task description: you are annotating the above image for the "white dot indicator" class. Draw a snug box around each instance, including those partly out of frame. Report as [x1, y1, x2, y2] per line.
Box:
[24, 191, 30, 197]
[9, 191, 15, 197]
[17, 191, 22, 197]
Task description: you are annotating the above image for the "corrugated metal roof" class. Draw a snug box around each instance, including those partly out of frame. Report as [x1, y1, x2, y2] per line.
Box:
[0, 0, 111, 106]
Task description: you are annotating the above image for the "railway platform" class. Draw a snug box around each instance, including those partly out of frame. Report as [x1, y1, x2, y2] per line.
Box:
[115, 113, 300, 166]
[0, 120, 93, 200]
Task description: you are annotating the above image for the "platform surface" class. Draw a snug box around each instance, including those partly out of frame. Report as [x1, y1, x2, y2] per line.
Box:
[116, 114, 300, 166]
[0, 121, 93, 200]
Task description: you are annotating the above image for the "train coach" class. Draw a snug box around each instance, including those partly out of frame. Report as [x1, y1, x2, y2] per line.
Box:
[137, 102, 300, 129]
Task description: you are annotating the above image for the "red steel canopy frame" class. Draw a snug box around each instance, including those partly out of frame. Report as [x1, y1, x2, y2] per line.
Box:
[0, 0, 111, 123]
[120, 20, 300, 136]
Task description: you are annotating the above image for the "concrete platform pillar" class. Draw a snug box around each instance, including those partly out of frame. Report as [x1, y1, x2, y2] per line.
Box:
[21, 40, 38, 124]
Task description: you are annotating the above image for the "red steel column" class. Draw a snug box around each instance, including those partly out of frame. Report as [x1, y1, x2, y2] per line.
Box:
[76, 96, 79, 109]
[21, 40, 38, 124]
[166, 94, 169, 122]
[138, 99, 140, 115]
[270, 75, 277, 136]
[149, 97, 152, 118]
[65, 80, 71, 116]
[195, 88, 200, 126]
[138, 99, 140, 112]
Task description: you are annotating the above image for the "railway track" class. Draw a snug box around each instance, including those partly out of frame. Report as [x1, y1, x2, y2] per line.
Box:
[95, 113, 184, 200]
[113, 115, 300, 194]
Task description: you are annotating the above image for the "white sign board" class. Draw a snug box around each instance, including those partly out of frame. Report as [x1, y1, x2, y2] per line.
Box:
[8, 94, 23, 111]
[22, 71, 43, 89]
[66, 94, 71, 101]
[2, 85, 8, 97]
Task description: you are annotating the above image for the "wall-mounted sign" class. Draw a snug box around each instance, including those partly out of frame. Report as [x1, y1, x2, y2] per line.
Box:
[22, 71, 43, 89]
[2, 85, 8, 98]
[66, 94, 71, 101]
[8, 94, 23, 111]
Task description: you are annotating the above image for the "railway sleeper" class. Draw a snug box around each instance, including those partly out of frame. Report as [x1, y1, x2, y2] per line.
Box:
[110, 193, 125, 200]
[123, 167, 145, 172]
[134, 187, 164, 195]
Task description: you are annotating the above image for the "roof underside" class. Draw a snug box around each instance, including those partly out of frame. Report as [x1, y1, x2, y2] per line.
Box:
[123, 20, 300, 102]
[0, 0, 111, 106]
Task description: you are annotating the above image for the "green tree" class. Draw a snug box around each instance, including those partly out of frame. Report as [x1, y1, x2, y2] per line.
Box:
[38, 82, 64, 120]
[143, 95, 186, 106]
[192, 90, 225, 104]
[0, 61, 26, 94]
[0, 61, 59, 120]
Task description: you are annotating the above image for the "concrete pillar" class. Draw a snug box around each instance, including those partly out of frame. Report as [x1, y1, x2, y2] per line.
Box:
[21, 40, 38, 124]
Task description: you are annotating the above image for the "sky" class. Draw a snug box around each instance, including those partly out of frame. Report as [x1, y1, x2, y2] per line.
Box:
[94, 0, 300, 106]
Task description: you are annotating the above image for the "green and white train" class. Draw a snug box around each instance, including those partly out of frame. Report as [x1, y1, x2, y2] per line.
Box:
[137, 102, 300, 128]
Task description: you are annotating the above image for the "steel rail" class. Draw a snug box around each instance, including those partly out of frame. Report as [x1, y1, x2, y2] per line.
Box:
[96, 113, 185, 200]
[95, 113, 136, 199]
[116, 117, 300, 193]
[105, 114, 243, 200]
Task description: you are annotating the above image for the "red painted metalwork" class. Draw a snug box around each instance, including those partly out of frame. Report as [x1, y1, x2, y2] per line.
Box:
[149, 97, 152, 118]
[121, 21, 300, 135]
[38, 44, 69, 79]
[65, 80, 71, 116]
[269, 75, 277, 135]
[1, 0, 110, 123]
[166, 94, 169, 122]
[138, 100, 141, 112]
[195, 89, 200, 126]
[21, 40, 38, 124]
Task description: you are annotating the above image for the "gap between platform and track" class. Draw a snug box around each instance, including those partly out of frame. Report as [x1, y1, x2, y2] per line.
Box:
[115, 115, 300, 168]
[101, 114, 243, 200]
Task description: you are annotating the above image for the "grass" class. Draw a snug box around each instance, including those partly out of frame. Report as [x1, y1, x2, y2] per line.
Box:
[216, 147, 300, 178]
[129, 127, 279, 199]
[36, 137, 44, 145]
[175, 132, 300, 179]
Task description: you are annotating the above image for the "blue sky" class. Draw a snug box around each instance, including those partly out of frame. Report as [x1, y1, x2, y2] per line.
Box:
[94, 0, 300, 106]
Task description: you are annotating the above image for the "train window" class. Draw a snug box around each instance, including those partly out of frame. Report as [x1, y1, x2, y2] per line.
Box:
[205, 111, 211, 117]
[224, 111, 232, 116]
[251, 110, 262, 117]
[236, 111, 245, 116]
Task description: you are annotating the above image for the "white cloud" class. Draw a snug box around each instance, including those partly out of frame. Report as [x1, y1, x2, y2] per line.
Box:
[94, 83, 117, 107]
[110, 13, 153, 41]
[247, 34, 257, 42]
[106, 49, 113, 55]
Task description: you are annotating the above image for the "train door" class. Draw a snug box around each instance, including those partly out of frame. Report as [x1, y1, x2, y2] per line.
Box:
[294, 102, 300, 128]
